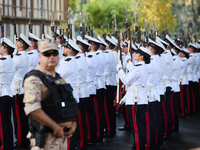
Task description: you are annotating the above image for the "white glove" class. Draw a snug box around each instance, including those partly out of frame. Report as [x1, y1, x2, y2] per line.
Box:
[119, 98, 126, 105]
[116, 61, 122, 71]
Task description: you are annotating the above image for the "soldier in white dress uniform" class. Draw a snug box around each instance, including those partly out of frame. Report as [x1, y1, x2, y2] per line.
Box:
[27, 33, 41, 71]
[0, 37, 16, 150]
[11, 33, 31, 147]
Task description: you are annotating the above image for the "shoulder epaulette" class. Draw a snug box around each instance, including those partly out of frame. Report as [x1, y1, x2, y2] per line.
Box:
[163, 51, 167, 54]
[105, 51, 109, 53]
[134, 64, 142, 66]
[15, 53, 21, 56]
[0, 57, 7, 60]
[28, 52, 34, 55]
[65, 58, 72, 61]
[96, 52, 100, 55]
[87, 55, 93, 58]
[75, 56, 81, 59]
[182, 59, 185, 61]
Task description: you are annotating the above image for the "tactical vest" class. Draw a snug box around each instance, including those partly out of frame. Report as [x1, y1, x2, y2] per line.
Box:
[24, 70, 79, 123]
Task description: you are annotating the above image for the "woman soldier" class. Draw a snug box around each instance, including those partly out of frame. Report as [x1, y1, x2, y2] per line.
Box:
[116, 47, 151, 150]
[179, 48, 190, 117]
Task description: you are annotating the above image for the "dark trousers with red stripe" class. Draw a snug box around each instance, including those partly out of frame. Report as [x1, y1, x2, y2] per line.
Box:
[95, 89, 106, 140]
[0, 96, 13, 150]
[69, 127, 77, 150]
[104, 86, 116, 136]
[77, 98, 88, 149]
[127, 105, 147, 150]
[164, 87, 173, 136]
[191, 81, 199, 112]
[171, 92, 180, 132]
[121, 104, 131, 128]
[85, 95, 97, 144]
[180, 85, 190, 117]
[188, 81, 195, 115]
[12, 94, 29, 147]
[156, 99, 163, 146]
[148, 101, 157, 150]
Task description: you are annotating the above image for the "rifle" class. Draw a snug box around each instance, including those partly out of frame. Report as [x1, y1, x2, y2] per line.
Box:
[84, 14, 88, 36]
[11, 4, 17, 44]
[143, 18, 148, 46]
[80, 12, 85, 39]
[112, 21, 115, 37]
[102, 23, 106, 40]
[50, 12, 56, 40]
[88, 14, 91, 36]
[0, 5, 4, 43]
[113, 14, 122, 107]
[59, 15, 64, 45]
[153, 19, 157, 40]
[108, 24, 110, 37]
[29, 10, 33, 33]
[40, 6, 45, 40]
[134, 12, 141, 48]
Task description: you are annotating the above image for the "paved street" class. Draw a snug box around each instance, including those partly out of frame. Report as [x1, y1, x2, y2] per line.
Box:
[88, 111, 200, 150]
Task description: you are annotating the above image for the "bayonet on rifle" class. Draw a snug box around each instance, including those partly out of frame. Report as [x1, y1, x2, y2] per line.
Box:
[80, 12, 85, 39]
[0, 5, 4, 42]
[29, 10, 33, 33]
[11, 3, 17, 43]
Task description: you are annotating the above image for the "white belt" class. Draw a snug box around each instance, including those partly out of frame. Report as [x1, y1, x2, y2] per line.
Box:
[161, 81, 166, 92]
[15, 80, 22, 94]
[87, 81, 94, 87]
[0, 84, 10, 95]
[103, 75, 112, 85]
[127, 87, 145, 103]
[146, 86, 157, 101]
[180, 73, 186, 82]
[94, 76, 103, 87]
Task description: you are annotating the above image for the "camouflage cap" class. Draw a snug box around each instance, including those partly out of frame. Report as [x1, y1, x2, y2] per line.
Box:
[38, 38, 59, 53]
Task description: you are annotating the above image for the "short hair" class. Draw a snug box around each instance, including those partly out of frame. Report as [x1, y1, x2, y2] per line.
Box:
[94, 43, 100, 51]
[71, 49, 79, 56]
[4, 47, 14, 55]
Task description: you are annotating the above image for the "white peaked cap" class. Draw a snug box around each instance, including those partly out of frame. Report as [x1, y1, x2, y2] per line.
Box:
[88, 36, 102, 44]
[155, 38, 166, 51]
[135, 46, 151, 58]
[171, 48, 177, 55]
[28, 33, 41, 42]
[64, 35, 69, 42]
[18, 33, 31, 46]
[65, 39, 82, 52]
[76, 36, 91, 47]
[188, 42, 198, 49]
[2, 37, 17, 49]
[45, 34, 53, 39]
[132, 42, 138, 50]
[165, 34, 181, 51]
[106, 36, 117, 46]
[156, 36, 169, 46]
[111, 36, 118, 44]
[149, 38, 165, 51]
[194, 43, 200, 49]
[182, 48, 190, 54]
[97, 35, 108, 47]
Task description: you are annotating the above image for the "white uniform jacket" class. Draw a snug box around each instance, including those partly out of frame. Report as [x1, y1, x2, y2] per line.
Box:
[193, 53, 200, 82]
[180, 57, 189, 85]
[118, 61, 148, 105]
[187, 53, 195, 82]
[27, 49, 40, 72]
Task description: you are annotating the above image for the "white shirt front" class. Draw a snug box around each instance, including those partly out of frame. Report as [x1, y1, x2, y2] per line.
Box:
[86, 51, 99, 95]
[180, 57, 189, 85]
[56, 56, 79, 103]
[193, 53, 200, 82]
[75, 53, 89, 98]
[146, 55, 160, 102]
[0, 55, 15, 97]
[11, 51, 30, 95]
[96, 50, 106, 89]
[27, 49, 40, 72]
[118, 61, 148, 105]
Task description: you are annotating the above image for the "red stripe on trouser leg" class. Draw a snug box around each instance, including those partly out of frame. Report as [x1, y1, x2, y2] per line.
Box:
[15, 95, 21, 146]
[186, 86, 190, 115]
[170, 93, 175, 131]
[161, 99, 168, 136]
[116, 107, 119, 113]
[132, 105, 139, 150]
[78, 109, 84, 149]
[125, 106, 130, 128]
[94, 97, 100, 139]
[67, 138, 70, 150]
[85, 111, 91, 143]
[180, 85, 184, 117]
[155, 127, 158, 145]
[191, 90, 196, 113]
[104, 96, 110, 135]
[0, 111, 4, 150]
[145, 109, 150, 150]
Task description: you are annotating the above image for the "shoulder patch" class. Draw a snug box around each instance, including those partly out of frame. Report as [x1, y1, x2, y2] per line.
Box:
[134, 64, 142, 66]
[15, 53, 21, 56]
[163, 51, 167, 54]
[0, 57, 6, 60]
[65, 58, 72, 61]
[96, 52, 100, 55]
[75, 56, 81, 59]
[87, 55, 93, 58]
[182, 59, 185, 61]
[105, 51, 109, 53]
[28, 52, 34, 55]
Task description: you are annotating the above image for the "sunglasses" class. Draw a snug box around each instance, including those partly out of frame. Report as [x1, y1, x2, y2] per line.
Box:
[42, 50, 58, 57]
